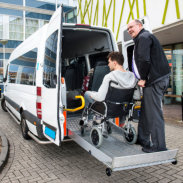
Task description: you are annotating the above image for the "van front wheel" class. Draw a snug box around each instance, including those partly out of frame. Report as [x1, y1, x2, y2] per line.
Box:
[21, 115, 30, 140]
[1, 98, 7, 112]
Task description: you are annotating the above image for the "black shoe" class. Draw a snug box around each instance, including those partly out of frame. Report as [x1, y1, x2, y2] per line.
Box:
[135, 139, 142, 145]
[142, 146, 168, 153]
[135, 139, 150, 148]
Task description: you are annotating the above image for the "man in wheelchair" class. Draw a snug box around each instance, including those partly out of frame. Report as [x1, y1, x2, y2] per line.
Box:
[80, 52, 137, 147]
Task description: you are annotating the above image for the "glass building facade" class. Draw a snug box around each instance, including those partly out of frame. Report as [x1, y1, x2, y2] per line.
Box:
[164, 44, 183, 103]
[0, 0, 77, 93]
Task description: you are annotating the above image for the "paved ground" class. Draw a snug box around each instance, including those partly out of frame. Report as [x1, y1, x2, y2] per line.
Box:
[0, 105, 182, 183]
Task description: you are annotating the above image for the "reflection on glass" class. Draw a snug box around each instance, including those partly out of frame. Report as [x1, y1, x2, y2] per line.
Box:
[20, 67, 35, 85]
[8, 64, 19, 83]
[0, 60, 3, 67]
[8, 48, 37, 85]
[173, 44, 183, 102]
[25, 0, 55, 11]
[65, 8, 77, 23]
[0, 74, 3, 83]
[163, 44, 183, 103]
[0, 15, 3, 39]
[43, 30, 58, 88]
[0, 68, 3, 83]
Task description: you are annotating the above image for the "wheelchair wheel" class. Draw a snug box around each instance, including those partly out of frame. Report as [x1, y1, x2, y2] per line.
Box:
[124, 126, 137, 145]
[90, 127, 103, 148]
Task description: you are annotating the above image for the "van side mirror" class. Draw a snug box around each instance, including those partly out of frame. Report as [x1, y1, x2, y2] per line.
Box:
[53, 74, 57, 86]
[3, 78, 7, 82]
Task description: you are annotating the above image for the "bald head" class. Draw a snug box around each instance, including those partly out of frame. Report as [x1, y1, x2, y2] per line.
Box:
[127, 19, 143, 38]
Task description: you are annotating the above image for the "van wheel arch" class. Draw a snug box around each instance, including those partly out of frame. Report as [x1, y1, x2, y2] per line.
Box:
[1, 97, 7, 112]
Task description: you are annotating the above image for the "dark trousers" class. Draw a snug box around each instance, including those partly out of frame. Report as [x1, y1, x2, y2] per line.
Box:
[138, 77, 169, 150]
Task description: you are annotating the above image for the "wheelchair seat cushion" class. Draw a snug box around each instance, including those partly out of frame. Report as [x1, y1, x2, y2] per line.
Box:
[90, 102, 106, 115]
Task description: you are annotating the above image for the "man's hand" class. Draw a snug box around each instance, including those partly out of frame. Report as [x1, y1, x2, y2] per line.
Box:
[138, 80, 146, 87]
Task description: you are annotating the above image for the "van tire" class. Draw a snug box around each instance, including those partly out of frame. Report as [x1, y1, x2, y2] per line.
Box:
[21, 114, 30, 140]
[1, 97, 7, 112]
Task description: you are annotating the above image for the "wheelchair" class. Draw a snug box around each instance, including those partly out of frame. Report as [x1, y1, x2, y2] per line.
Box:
[79, 81, 138, 148]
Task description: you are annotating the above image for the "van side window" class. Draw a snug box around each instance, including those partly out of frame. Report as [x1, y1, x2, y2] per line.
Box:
[8, 64, 19, 83]
[43, 30, 58, 88]
[8, 48, 37, 85]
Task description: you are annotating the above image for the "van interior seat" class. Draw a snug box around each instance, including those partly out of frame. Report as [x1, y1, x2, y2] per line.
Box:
[90, 64, 110, 92]
[64, 61, 85, 109]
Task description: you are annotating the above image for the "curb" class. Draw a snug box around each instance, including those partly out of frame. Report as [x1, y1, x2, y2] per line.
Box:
[0, 130, 9, 173]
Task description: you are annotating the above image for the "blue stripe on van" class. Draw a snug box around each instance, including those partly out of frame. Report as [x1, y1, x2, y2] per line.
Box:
[45, 126, 56, 140]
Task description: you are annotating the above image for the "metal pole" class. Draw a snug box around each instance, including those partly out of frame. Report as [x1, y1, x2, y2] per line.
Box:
[23, 0, 26, 40]
[3, 44, 5, 78]
[55, 0, 58, 10]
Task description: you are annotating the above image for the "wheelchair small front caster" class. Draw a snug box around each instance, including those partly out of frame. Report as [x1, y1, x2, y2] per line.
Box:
[80, 126, 85, 136]
[124, 126, 137, 145]
[172, 160, 178, 165]
[106, 168, 112, 176]
[107, 124, 112, 134]
[79, 119, 84, 126]
[90, 127, 103, 148]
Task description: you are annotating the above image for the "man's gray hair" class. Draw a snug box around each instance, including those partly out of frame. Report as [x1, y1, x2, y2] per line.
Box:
[134, 19, 143, 26]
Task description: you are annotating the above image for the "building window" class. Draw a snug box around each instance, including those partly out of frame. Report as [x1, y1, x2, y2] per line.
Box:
[9, 16, 23, 40]
[0, 0, 23, 5]
[164, 43, 183, 103]
[43, 30, 58, 88]
[25, 18, 39, 39]
[25, 0, 55, 11]
[65, 8, 77, 23]
[0, 15, 3, 39]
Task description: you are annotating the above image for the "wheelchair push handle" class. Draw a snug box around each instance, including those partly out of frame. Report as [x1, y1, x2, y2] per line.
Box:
[109, 80, 118, 86]
[64, 95, 85, 112]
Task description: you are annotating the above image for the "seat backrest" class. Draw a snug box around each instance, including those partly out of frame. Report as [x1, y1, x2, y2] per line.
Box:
[105, 86, 134, 103]
[65, 62, 84, 90]
[90, 65, 110, 91]
[65, 67, 76, 90]
[105, 82, 135, 118]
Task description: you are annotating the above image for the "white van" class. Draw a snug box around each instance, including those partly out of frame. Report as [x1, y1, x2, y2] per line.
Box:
[1, 7, 178, 176]
[1, 6, 118, 146]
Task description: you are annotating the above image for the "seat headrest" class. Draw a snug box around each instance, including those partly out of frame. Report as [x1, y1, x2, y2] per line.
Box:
[95, 61, 107, 67]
